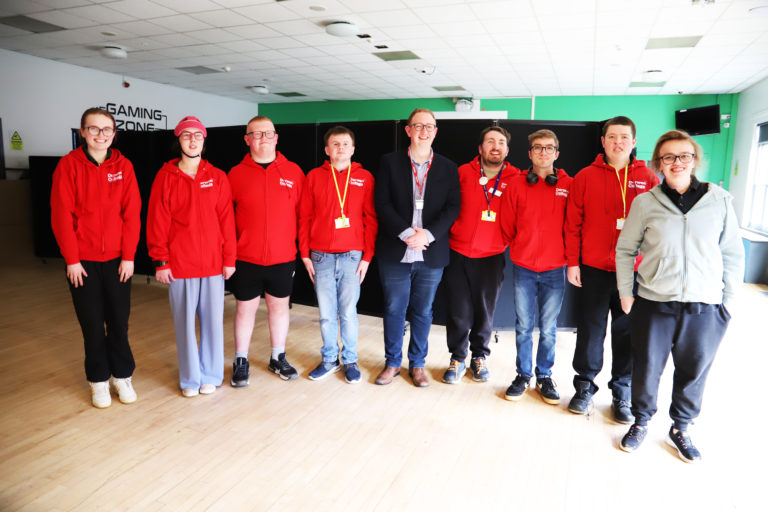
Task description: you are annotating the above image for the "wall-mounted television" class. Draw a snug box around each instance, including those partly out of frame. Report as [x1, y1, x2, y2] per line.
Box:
[675, 104, 721, 136]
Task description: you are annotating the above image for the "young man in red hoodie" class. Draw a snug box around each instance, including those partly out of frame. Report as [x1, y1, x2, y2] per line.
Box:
[564, 116, 659, 422]
[300, 126, 377, 384]
[442, 126, 519, 384]
[500, 129, 572, 404]
[227, 116, 305, 386]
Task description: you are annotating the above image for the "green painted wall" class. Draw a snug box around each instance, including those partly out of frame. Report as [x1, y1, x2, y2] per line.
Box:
[261, 94, 737, 187]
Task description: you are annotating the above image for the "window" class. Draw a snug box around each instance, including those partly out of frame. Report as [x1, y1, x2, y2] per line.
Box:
[745, 122, 768, 234]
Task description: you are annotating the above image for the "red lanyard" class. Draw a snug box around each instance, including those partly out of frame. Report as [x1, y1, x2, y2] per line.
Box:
[409, 147, 433, 198]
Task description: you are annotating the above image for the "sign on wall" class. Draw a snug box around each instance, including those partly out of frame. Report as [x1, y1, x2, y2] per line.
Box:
[102, 102, 168, 131]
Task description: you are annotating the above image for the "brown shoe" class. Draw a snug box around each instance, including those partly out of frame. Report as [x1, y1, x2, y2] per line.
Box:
[375, 366, 400, 385]
[409, 367, 429, 388]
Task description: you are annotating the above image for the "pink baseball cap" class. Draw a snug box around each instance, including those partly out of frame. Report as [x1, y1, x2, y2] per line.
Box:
[174, 116, 207, 137]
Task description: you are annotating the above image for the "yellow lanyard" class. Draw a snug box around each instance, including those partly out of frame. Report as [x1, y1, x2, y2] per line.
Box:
[615, 164, 628, 219]
[330, 163, 351, 218]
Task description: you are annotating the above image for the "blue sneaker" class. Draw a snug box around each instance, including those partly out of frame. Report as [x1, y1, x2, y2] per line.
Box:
[470, 357, 490, 382]
[442, 360, 466, 384]
[344, 362, 361, 384]
[308, 359, 341, 381]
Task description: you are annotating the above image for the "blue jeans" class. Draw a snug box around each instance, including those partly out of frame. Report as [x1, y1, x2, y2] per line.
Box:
[513, 264, 565, 379]
[378, 260, 444, 368]
[312, 250, 362, 365]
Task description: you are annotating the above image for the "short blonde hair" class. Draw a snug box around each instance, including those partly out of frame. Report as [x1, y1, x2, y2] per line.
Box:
[650, 130, 704, 173]
[407, 108, 436, 125]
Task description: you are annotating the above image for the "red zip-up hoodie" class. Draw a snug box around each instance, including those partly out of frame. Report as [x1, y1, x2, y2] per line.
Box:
[146, 159, 236, 279]
[228, 152, 304, 266]
[299, 161, 377, 262]
[51, 147, 141, 265]
[449, 157, 520, 258]
[565, 153, 659, 272]
[500, 169, 573, 272]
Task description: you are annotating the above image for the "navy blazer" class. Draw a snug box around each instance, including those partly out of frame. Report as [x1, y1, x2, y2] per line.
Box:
[374, 150, 460, 268]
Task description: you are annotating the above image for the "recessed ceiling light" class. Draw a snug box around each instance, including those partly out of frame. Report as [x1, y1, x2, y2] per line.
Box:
[101, 31, 116, 37]
[325, 21, 359, 37]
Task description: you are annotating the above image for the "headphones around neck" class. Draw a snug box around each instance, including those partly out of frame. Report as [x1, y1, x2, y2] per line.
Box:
[526, 168, 558, 186]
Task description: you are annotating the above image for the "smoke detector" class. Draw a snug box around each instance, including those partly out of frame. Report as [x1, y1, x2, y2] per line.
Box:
[248, 85, 270, 94]
[100, 45, 127, 59]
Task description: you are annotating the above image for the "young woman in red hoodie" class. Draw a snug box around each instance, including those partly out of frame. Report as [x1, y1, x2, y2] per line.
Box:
[51, 107, 141, 408]
[147, 116, 236, 398]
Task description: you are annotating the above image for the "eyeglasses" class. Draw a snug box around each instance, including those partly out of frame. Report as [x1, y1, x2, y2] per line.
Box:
[410, 123, 436, 133]
[246, 130, 276, 139]
[180, 131, 205, 141]
[530, 145, 558, 154]
[85, 126, 115, 136]
[659, 153, 695, 165]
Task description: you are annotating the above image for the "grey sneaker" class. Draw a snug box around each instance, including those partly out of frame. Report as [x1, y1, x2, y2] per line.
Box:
[470, 357, 490, 382]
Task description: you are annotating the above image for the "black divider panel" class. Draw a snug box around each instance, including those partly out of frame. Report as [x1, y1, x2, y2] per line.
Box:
[32, 118, 605, 330]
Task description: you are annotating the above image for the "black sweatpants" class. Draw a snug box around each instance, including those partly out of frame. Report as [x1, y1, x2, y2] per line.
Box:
[629, 297, 730, 429]
[445, 250, 505, 361]
[68, 258, 135, 382]
[572, 265, 632, 400]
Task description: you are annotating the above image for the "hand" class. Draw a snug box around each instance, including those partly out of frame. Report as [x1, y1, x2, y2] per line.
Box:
[405, 227, 429, 251]
[620, 296, 635, 314]
[566, 266, 581, 287]
[155, 267, 174, 284]
[66, 262, 88, 288]
[118, 260, 134, 283]
[302, 257, 315, 284]
[356, 259, 370, 284]
[223, 266, 235, 280]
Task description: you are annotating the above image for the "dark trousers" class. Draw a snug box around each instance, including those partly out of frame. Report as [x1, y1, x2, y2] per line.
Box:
[445, 250, 505, 361]
[68, 258, 135, 382]
[572, 265, 632, 400]
[629, 297, 730, 429]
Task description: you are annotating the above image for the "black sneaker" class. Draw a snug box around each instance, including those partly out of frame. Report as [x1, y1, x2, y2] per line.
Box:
[268, 353, 299, 381]
[344, 362, 361, 384]
[536, 377, 560, 405]
[308, 359, 341, 381]
[612, 398, 633, 424]
[568, 381, 594, 414]
[504, 374, 530, 401]
[231, 357, 250, 387]
[620, 424, 648, 453]
[667, 427, 702, 463]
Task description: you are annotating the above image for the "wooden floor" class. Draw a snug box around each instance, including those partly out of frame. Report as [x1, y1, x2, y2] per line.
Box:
[1, 257, 766, 512]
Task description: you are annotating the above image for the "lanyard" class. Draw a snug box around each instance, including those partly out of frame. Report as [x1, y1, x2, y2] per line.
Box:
[481, 165, 503, 210]
[409, 147, 433, 199]
[330, 163, 351, 218]
[615, 164, 629, 218]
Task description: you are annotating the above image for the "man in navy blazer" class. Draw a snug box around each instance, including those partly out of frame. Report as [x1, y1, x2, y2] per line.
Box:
[374, 108, 461, 387]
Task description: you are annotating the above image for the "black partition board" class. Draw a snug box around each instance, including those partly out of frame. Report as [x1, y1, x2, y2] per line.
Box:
[316, 121, 399, 176]
[29, 156, 62, 259]
[498, 119, 603, 175]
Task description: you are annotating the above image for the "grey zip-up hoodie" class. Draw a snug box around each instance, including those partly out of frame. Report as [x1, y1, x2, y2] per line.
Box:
[616, 182, 744, 309]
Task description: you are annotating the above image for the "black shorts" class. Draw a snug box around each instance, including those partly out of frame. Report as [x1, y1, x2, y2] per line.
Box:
[229, 260, 296, 301]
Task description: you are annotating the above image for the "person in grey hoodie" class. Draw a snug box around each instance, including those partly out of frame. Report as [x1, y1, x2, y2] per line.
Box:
[614, 129, 744, 463]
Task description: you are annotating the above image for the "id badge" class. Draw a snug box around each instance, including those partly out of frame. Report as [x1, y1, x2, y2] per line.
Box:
[481, 210, 496, 222]
[335, 216, 350, 229]
[616, 218, 625, 230]
[415, 199, 424, 210]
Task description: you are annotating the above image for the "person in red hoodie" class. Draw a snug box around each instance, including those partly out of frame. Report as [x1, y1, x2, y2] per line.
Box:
[227, 116, 304, 387]
[441, 126, 519, 385]
[500, 129, 573, 405]
[564, 116, 659, 422]
[147, 116, 236, 398]
[299, 126, 377, 384]
[51, 107, 141, 409]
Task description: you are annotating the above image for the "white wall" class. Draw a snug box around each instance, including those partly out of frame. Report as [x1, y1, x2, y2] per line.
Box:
[0, 48, 258, 169]
[730, 75, 768, 222]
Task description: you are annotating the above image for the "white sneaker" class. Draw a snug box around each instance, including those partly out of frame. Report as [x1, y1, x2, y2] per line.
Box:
[89, 381, 111, 408]
[110, 376, 137, 404]
[199, 383, 216, 395]
[181, 388, 199, 398]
